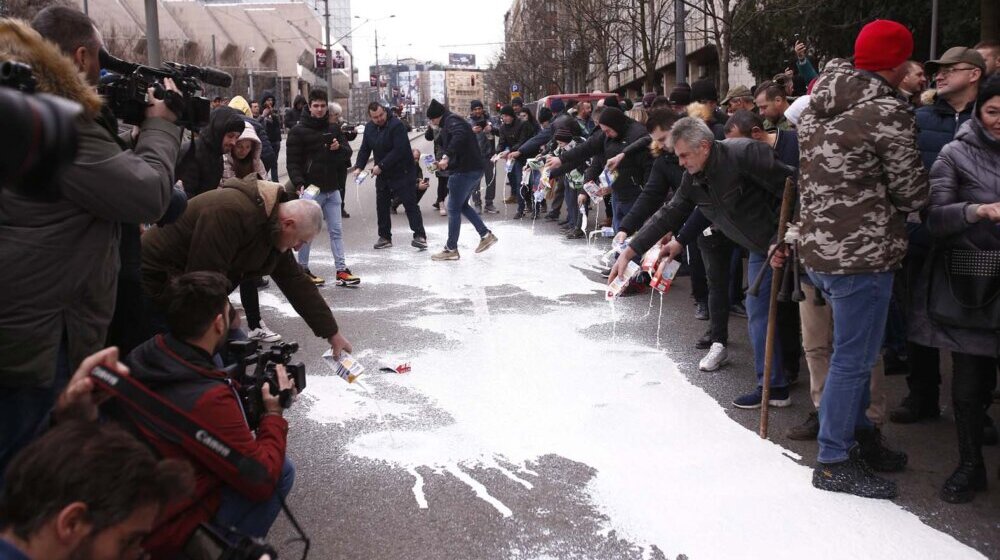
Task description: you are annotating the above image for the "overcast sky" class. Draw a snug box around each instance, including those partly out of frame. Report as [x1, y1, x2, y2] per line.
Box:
[349, 0, 509, 78]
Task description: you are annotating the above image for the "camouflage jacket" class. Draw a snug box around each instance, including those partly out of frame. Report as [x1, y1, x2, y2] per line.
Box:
[796, 59, 929, 274]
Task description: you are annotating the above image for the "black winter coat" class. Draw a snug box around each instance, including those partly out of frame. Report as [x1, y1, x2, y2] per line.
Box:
[436, 111, 484, 173]
[286, 114, 354, 192]
[557, 118, 651, 202]
[618, 153, 685, 235]
[498, 119, 533, 163]
[355, 114, 415, 181]
[916, 97, 973, 170]
[630, 138, 794, 256]
[258, 90, 283, 146]
[910, 116, 1000, 357]
[176, 106, 246, 198]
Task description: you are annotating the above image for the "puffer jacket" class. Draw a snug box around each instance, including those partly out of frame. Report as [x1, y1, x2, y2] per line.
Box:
[286, 113, 353, 191]
[0, 19, 181, 388]
[909, 116, 1000, 357]
[141, 177, 339, 338]
[796, 58, 929, 274]
[629, 138, 794, 256]
[223, 122, 266, 180]
[915, 96, 974, 170]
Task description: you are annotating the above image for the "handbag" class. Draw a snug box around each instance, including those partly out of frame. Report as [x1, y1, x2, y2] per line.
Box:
[927, 247, 1000, 330]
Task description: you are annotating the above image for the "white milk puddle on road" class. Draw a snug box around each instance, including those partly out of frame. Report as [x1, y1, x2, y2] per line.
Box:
[277, 224, 981, 559]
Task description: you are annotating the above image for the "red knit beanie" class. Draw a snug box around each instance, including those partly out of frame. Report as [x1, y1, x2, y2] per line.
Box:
[854, 20, 913, 72]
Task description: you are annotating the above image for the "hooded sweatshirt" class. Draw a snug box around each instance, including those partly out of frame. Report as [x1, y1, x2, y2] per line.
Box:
[223, 122, 267, 181]
[229, 96, 277, 171]
[176, 106, 246, 197]
[796, 58, 929, 274]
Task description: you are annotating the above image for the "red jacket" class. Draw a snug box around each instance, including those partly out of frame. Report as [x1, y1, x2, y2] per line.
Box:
[119, 334, 287, 559]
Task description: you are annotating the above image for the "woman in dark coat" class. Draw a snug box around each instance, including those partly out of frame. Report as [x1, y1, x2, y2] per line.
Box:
[915, 76, 1000, 504]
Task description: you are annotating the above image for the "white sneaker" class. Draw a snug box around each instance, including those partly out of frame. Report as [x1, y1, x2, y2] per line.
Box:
[248, 322, 282, 343]
[439, 207, 447, 216]
[699, 342, 728, 371]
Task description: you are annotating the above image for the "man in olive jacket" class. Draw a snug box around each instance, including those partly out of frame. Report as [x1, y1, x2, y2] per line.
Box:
[141, 177, 353, 357]
[0, 11, 182, 474]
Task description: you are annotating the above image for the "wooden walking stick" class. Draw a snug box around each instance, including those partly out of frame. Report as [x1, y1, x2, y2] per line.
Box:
[760, 178, 797, 439]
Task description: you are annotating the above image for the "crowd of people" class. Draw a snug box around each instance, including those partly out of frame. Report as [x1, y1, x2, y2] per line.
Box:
[0, 3, 999, 558]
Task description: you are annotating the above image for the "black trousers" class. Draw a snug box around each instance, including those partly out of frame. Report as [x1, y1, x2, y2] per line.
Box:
[435, 175, 450, 204]
[699, 231, 736, 344]
[376, 175, 425, 240]
[239, 279, 262, 330]
[687, 235, 709, 303]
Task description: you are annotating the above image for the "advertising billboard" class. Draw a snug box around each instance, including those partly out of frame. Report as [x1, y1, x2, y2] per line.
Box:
[448, 53, 476, 67]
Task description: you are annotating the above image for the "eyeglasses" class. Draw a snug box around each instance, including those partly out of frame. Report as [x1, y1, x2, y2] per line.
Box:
[935, 65, 978, 78]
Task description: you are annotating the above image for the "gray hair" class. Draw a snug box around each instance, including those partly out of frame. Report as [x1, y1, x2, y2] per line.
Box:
[329, 102, 343, 116]
[282, 199, 323, 235]
[670, 117, 715, 149]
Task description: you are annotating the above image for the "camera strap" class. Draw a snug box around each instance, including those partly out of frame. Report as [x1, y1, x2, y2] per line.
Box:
[89, 365, 270, 485]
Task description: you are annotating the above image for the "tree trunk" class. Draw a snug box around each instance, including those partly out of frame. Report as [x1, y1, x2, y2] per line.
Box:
[984, 0, 1000, 41]
[718, 33, 731, 96]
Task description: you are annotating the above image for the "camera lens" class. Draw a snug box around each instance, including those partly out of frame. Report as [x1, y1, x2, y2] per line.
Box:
[0, 88, 80, 199]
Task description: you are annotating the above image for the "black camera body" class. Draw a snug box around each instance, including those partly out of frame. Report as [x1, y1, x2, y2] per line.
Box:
[340, 122, 358, 142]
[98, 50, 231, 130]
[226, 339, 306, 430]
[0, 60, 80, 200]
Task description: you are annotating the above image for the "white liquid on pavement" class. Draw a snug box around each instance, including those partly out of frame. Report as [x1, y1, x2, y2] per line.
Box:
[280, 223, 980, 560]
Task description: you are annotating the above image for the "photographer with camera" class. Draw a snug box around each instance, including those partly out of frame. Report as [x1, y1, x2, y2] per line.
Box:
[0, 9, 183, 477]
[0, 420, 194, 560]
[118, 272, 295, 558]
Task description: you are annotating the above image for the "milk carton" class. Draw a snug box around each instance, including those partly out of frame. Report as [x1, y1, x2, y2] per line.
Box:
[323, 350, 365, 383]
[420, 153, 437, 174]
[650, 259, 682, 294]
[354, 172, 368, 185]
[606, 261, 641, 300]
[301, 185, 320, 200]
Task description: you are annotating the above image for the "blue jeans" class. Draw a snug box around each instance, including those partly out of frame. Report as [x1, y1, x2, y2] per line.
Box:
[297, 190, 345, 271]
[808, 271, 893, 463]
[746, 252, 785, 388]
[214, 458, 295, 539]
[445, 170, 489, 250]
[0, 333, 71, 483]
[564, 182, 580, 228]
[506, 165, 522, 207]
[610, 193, 635, 234]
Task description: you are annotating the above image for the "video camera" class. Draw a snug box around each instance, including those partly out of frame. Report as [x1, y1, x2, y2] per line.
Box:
[0, 60, 81, 200]
[226, 340, 306, 430]
[98, 50, 232, 130]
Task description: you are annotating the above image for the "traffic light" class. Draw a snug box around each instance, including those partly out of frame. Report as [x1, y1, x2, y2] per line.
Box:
[495, 101, 502, 111]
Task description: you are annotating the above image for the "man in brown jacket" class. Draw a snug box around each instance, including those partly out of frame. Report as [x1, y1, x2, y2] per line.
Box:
[140, 177, 353, 357]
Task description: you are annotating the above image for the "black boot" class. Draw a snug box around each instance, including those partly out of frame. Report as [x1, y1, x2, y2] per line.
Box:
[983, 412, 998, 446]
[941, 403, 988, 503]
[813, 445, 898, 499]
[889, 394, 940, 424]
[855, 426, 908, 472]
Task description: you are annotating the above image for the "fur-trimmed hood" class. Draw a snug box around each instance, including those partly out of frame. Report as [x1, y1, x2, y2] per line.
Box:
[0, 18, 102, 118]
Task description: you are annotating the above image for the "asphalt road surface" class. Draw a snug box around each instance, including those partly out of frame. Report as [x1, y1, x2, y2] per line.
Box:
[246, 133, 999, 559]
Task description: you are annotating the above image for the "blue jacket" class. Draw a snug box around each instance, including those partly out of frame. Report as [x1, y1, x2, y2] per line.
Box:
[355, 113, 414, 180]
[437, 110, 484, 173]
[915, 97, 973, 170]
